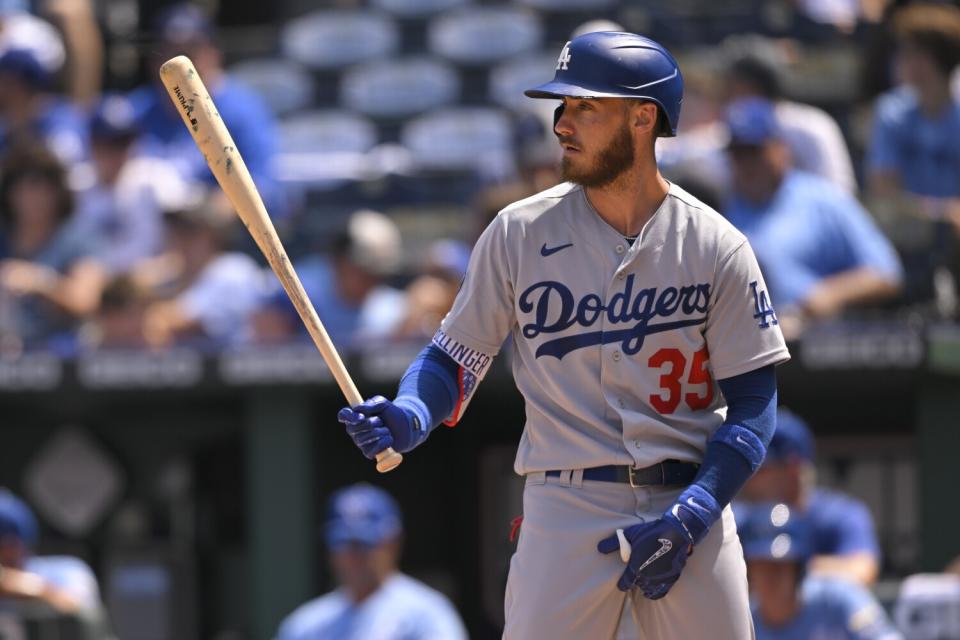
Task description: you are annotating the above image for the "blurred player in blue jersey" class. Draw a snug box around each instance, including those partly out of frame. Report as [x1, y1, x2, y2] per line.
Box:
[737, 501, 902, 640]
[276, 483, 467, 640]
[740, 409, 882, 585]
[0, 489, 112, 633]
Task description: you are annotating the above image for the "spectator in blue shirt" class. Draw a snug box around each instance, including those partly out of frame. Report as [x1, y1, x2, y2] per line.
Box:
[722, 98, 902, 337]
[737, 501, 901, 640]
[128, 4, 285, 219]
[739, 409, 882, 586]
[867, 3, 960, 203]
[251, 209, 407, 349]
[866, 3, 960, 306]
[0, 143, 106, 350]
[0, 45, 87, 166]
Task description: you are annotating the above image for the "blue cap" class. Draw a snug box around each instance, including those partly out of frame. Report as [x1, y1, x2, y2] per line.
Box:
[735, 501, 813, 563]
[154, 3, 213, 44]
[325, 483, 402, 549]
[724, 97, 781, 146]
[0, 489, 38, 546]
[767, 408, 815, 463]
[0, 47, 50, 88]
[90, 94, 139, 141]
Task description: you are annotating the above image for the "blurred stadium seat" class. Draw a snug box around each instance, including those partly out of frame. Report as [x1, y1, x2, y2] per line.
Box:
[488, 52, 559, 110]
[227, 58, 314, 116]
[341, 57, 460, 119]
[275, 110, 381, 185]
[515, 0, 617, 10]
[401, 107, 513, 172]
[278, 110, 378, 155]
[427, 7, 543, 65]
[371, 0, 471, 19]
[280, 10, 400, 70]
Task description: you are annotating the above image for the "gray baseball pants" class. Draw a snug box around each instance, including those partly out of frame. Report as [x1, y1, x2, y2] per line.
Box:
[503, 470, 755, 640]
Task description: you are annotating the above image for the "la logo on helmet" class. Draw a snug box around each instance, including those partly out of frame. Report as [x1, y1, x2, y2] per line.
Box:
[556, 42, 572, 70]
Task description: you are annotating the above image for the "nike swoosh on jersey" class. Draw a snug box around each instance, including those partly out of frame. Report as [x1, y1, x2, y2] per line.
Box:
[618, 69, 679, 91]
[540, 242, 574, 257]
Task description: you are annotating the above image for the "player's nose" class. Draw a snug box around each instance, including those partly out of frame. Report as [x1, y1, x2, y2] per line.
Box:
[554, 105, 574, 138]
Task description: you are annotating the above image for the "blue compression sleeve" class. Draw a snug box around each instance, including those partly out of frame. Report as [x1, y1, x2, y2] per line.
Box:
[691, 364, 777, 508]
[391, 344, 460, 450]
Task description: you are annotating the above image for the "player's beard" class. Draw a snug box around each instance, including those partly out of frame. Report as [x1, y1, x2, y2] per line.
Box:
[560, 122, 635, 188]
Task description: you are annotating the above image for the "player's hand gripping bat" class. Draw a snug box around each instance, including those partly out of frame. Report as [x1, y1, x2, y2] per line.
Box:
[159, 55, 403, 473]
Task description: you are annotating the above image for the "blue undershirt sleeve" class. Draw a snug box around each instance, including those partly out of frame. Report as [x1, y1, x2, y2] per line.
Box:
[390, 343, 461, 450]
[692, 364, 777, 508]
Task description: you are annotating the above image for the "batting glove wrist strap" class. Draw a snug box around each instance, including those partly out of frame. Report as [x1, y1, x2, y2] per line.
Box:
[666, 485, 721, 548]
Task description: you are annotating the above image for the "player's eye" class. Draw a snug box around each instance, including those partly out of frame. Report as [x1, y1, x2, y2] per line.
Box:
[577, 101, 593, 111]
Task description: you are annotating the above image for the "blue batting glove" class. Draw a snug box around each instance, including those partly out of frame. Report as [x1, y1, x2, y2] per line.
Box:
[337, 395, 421, 459]
[598, 516, 692, 599]
[598, 485, 721, 599]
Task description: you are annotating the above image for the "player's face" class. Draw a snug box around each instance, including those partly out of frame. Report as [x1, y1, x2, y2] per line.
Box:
[555, 98, 636, 188]
[728, 141, 789, 204]
[0, 536, 27, 569]
[895, 40, 946, 88]
[330, 539, 399, 597]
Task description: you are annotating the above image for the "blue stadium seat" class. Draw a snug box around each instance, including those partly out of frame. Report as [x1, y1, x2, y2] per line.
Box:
[281, 10, 399, 70]
[228, 58, 314, 116]
[275, 111, 380, 185]
[427, 7, 543, 65]
[278, 111, 378, 155]
[489, 52, 563, 110]
[341, 57, 460, 119]
[372, 0, 471, 18]
[401, 107, 514, 172]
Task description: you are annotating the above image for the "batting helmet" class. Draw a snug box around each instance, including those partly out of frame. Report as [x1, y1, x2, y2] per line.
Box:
[525, 31, 684, 137]
[735, 502, 813, 564]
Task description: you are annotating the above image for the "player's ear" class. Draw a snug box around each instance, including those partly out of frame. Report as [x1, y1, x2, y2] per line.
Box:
[631, 102, 658, 133]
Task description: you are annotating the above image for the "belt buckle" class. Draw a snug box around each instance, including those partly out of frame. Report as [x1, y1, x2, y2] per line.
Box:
[628, 466, 639, 488]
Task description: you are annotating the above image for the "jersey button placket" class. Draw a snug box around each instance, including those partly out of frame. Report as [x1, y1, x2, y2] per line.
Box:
[612, 351, 621, 362]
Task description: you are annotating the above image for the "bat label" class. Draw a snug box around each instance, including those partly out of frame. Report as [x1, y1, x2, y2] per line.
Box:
[172, 84, 199, 131]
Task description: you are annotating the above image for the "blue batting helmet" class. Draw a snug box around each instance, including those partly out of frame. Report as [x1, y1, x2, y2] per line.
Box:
[735, 502, 814, 564]
[525, 31, 683, 136]
[325, 483, 402, 549]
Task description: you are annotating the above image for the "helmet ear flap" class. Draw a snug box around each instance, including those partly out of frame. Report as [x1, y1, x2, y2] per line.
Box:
[553, 104, 565, 129]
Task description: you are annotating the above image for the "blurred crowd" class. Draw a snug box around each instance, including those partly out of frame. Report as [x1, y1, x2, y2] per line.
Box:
[0, 0, 953, 356]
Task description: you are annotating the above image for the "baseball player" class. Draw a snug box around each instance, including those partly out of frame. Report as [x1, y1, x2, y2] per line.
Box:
[338, 31, 790, 639]
[737, 502, 902, 640]
[276, 484, 467, 640]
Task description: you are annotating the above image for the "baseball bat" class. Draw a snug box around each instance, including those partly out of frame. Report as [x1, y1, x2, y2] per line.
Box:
[158, 55, 403, 473]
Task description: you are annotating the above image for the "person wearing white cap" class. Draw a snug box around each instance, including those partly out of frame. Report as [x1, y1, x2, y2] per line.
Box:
[251, 209, 408, 348]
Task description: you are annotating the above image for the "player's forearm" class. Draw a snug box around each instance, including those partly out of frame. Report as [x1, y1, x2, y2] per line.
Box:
[690, 365, 778, 508]
[391, 343, 460, 451]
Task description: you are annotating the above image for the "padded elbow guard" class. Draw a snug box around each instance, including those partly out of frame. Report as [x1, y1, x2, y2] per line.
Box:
[709, 423, 766, 472]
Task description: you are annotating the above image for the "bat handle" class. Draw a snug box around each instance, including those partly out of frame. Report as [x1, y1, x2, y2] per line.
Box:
[375, 448, 403, 473]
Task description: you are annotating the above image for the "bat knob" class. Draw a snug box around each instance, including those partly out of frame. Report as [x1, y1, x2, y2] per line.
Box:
[375, 447, 403, 473]
[616, 528, 631, 563]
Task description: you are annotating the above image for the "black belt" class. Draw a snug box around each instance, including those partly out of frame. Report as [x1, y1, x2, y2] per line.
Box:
[545, 460, 699, 487]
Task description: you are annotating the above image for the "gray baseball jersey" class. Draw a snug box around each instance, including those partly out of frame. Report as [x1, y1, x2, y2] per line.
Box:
[433, 181, 789, 474]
